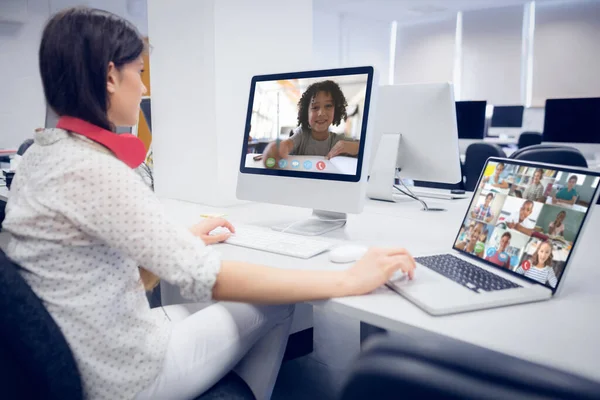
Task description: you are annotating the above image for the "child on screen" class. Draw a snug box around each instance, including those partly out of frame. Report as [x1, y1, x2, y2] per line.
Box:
[515, 240, 558, 288]
[262, 80, 360, 165]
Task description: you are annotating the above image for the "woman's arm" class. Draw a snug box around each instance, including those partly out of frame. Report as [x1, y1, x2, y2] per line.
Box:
[55, 158, 416, 303]
[212, 248, 415, 303]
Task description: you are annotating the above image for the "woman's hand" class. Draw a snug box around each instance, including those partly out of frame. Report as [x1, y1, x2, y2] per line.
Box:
[326, 140, 359, 160]
[343, 247, 416, 296]
[189, 218, 236, 245]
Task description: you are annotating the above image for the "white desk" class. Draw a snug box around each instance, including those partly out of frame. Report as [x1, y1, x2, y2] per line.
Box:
[160, 196, 600, 383]
[484, 136, 519, 146]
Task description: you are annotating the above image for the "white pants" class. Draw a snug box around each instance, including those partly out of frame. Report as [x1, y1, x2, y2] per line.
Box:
[136, 302, 295, 400]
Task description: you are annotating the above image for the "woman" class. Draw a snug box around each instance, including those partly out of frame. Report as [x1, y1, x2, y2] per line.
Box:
[2, 8, 415, 400]
[262, 80, 360, 166]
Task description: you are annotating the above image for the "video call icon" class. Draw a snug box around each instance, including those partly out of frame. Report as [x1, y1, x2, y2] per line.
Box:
[303, 160, 312, 170]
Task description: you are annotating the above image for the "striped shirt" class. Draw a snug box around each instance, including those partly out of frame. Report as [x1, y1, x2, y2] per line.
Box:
[516, 265, 558, 288]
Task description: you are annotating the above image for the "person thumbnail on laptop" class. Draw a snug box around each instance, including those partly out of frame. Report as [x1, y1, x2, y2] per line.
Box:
[456, 161, 599, 289]
[244, 75, 369, 175]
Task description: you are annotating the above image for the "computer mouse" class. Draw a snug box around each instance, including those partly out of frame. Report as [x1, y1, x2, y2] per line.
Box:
[329, 245, 369, 264]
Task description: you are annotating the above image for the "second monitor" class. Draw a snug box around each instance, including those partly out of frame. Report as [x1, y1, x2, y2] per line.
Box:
[367, 82, 462, 208]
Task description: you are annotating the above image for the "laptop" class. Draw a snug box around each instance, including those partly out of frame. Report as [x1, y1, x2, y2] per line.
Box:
[387, 157, 600, 315]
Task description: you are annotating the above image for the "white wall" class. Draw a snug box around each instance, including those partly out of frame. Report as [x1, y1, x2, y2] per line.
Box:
[340, 14, 390, 84]
[461, 5, 524, 104]
[313, 10, 341, 69]
[394, 16, 457, 85]
[148, 0, 313, 206]
[532, 0, 600, 106]
[0, 0, 49, 149]
[0, 0, 148, 149]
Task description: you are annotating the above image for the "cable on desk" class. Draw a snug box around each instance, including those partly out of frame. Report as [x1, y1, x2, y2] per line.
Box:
[393, 179, 446, 212]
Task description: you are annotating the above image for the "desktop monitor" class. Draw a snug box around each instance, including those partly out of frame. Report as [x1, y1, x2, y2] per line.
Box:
[236, 66, 376, 235]
[491, 105, 524, 128]
[367, 82, 462, 207]
[456, 101, 487, 139]
[140, 98, 152, 132]
[543, 97, 600, 159]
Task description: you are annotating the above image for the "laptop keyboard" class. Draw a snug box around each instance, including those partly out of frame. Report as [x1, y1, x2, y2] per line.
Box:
[416, 254, 522, 294]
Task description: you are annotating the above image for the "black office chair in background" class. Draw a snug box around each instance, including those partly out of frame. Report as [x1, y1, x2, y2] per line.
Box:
[517, 131, 542, 149]
[510, 144, 588, 168]
[339, 332, 600, 400]
[0, 249, 255, 400]
[463, 143, 505, 191]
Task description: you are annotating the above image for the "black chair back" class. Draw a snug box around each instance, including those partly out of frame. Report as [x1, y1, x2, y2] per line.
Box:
[0, 250, 83, 400]
[517, 131, 542, 149]
[463, 143, 506, 191]
[17, 139, 34, 156]
[510, 144, 588, 168]
[340, 333, 600, 400]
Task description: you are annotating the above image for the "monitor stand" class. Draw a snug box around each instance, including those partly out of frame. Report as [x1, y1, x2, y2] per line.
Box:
[367, 132, 445, 212]
[271, 210, 347, 236]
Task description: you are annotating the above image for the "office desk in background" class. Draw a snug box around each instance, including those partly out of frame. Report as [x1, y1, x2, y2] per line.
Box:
[160, 196, 600, 383]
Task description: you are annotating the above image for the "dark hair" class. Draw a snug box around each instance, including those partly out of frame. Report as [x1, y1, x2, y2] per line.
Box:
[501, 232, 512, 240]
[497, 162, 505, 169]
[568, 175, 578, 182]
[39, 7, 145, 131]
[486, 193, 494, 200]
[297, 80, 348, 131]
[523, 200, 534, 208]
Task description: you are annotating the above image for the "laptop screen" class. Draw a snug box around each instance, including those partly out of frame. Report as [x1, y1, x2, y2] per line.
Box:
[454, 159, 600, 292]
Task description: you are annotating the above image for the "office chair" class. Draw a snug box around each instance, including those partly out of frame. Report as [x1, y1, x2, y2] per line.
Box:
[463, 143, 506, 191]
[339, 332, 600, 400]
[0, 249, 83, 399]
[517, 131, 542, 149]
[16, 138, 34, 156]
[510, 144, 588, 168]
[0, 249, 255, 400]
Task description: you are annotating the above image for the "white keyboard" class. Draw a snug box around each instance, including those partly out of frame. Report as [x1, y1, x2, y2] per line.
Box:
[209, 225, 333, 259]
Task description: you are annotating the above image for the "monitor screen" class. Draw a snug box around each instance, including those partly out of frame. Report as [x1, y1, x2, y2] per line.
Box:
[240, 67, 374, 182]
[454, 159, 600, 292]
[455, 101, 487, 139]
[491, 105, 524, 128]
[140, 98, 152, 132]
[543, 97, 600, 144]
